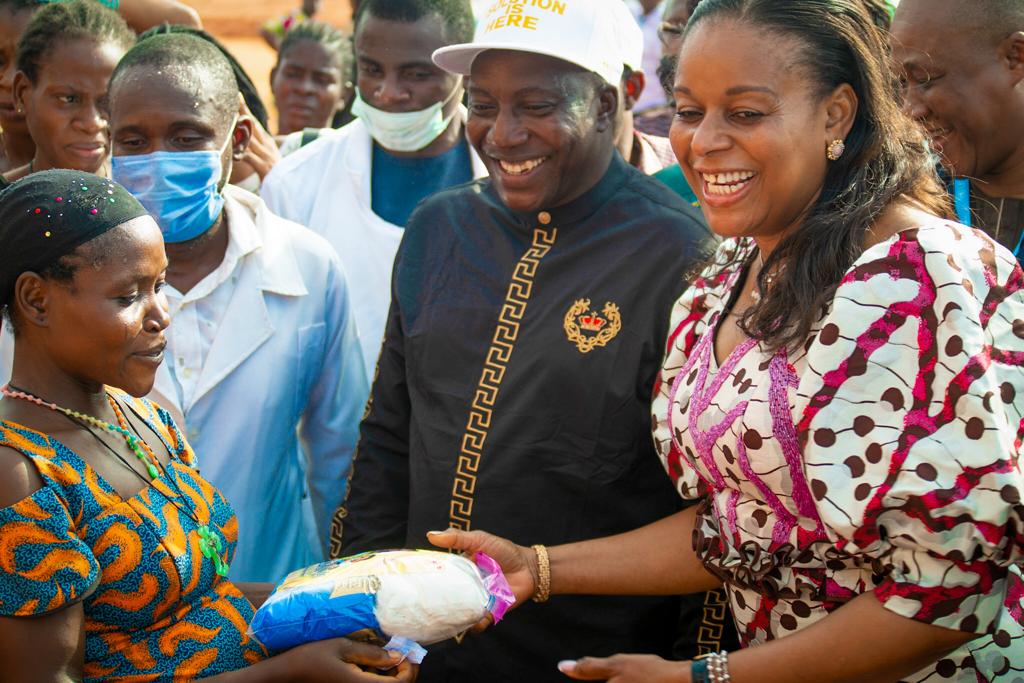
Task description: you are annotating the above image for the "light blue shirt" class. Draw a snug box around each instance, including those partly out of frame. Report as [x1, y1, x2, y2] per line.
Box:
[147, 187, 369, 583]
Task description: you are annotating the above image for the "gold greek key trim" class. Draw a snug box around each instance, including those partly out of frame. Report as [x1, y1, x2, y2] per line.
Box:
[695, 588, 731, 656]
[448, 227, 557, 530]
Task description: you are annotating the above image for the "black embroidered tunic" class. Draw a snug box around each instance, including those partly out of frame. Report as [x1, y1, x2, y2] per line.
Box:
[334, 154, 732, 682]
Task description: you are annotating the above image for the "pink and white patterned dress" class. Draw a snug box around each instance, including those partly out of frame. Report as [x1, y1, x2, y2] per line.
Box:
[652, 222, 1024, 681]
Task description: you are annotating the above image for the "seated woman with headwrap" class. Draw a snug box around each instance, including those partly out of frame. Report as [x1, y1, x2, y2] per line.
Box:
[0, 170, 415, 682]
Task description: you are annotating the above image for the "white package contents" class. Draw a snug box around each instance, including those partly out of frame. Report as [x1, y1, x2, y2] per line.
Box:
[249, 549, 514, 658]
[374, 551, 495, 643]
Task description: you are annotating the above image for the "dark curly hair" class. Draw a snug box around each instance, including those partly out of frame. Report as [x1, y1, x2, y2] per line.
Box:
[859, 0, 894, 31]
[278, 20, 354, 86]
[686, 0, 952, 352]
[138, 25, 271, 131]
[355, 0, 474, 45]
[16, 0, 134, 83]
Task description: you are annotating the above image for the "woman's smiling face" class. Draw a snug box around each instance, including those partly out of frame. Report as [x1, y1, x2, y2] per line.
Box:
[670, 18, 854, 244]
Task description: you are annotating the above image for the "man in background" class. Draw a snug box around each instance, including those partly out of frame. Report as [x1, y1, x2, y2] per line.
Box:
[109, 32, 367, 583]
[893, 0, 1024, 258]
[262, 0, 486, 379]
[336, 0, 725, 680]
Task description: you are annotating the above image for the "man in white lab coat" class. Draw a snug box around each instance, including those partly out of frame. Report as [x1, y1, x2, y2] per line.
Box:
[261, 0, 487, 379]
[107, 33, 368, 583]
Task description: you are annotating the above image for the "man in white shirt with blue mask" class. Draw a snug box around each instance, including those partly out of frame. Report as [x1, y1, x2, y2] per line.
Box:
[107, 32, 369, 585]
[261, 0, 487, 379]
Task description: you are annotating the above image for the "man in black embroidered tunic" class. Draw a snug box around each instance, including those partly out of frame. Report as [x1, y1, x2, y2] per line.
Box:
[332, 0, 730, 680]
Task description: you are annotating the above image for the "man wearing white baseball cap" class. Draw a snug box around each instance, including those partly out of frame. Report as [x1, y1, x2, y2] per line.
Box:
[333, 0, 726, 680]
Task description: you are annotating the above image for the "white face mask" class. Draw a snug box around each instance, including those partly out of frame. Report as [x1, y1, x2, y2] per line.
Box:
[352, 80, 462, 153]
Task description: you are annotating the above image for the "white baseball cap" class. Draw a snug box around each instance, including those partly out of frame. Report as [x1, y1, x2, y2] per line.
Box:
[433, 0, 643, 86]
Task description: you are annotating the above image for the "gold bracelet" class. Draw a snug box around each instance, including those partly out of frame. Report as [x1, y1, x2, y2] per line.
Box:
[531, 544, 551, 603]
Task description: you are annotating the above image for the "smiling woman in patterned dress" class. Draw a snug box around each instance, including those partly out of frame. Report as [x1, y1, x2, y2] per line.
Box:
[0, 170, 415, 682]
[428, 0, 1024, 681]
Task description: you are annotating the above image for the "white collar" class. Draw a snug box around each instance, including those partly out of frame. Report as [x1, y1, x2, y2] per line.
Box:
[222, 186, 309, 297]
[165, 193, 260, 305]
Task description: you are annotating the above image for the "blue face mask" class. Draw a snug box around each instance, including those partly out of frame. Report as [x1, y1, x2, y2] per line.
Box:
[112, 140, 230, 244]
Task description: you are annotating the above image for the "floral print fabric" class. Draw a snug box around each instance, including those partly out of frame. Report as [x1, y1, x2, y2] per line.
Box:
[0, 394, 267, 682]
[652, 222, 1024, 681]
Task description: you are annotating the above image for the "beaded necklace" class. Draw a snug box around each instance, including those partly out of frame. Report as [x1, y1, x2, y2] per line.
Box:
[4, 384, 162, 478]
[1, 384, 230, 576]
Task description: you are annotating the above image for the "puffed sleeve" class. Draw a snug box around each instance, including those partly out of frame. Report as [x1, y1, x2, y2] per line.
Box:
[798, 223, 1024, 634]
[652, 238, 752, 500]
[0, 485, 100, 616]
[149, 399, 198, 469]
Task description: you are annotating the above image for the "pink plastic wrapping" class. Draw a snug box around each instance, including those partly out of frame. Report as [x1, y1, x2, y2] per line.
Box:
[474, 552, 515, 622]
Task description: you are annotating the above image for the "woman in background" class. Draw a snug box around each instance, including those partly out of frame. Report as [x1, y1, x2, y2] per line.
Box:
[0, 0, 37, 174]
[272, 20, 354, 141]
[3, 0, 134, 184]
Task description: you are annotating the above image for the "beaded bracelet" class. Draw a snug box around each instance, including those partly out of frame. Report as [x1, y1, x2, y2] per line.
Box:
[707, 651, 731, 683]
[531, 544, 551, 603]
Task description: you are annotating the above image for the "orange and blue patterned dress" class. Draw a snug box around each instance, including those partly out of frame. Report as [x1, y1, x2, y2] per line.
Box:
[0, 394, 268, 681]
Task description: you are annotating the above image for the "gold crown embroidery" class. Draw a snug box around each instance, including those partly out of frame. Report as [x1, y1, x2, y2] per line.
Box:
[564, 299, 621, 354]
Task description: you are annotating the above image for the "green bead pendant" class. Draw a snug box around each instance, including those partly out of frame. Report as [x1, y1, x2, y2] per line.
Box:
[197, 525, 230, 577]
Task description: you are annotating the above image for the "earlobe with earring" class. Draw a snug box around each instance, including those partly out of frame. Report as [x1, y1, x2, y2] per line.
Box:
[826, 138, 846, 161]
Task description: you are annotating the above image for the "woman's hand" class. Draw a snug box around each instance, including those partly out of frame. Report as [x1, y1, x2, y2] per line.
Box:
[557, 655, 690, 683]
[241, 113, 281, 181]
[275, 637, 417, 681]
[427, 529, 538, 609]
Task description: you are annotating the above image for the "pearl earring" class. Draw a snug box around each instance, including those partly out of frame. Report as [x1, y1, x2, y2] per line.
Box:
[826, 138, 846, 161]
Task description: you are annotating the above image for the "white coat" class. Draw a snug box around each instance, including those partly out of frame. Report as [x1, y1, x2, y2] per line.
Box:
[150, 187, 369, 582]
[260, 117, 488, 379]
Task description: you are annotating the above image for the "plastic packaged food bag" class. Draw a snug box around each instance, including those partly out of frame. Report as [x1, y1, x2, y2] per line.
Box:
[249, 550, 515, 661]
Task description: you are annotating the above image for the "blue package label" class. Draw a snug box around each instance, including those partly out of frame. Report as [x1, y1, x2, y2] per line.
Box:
[249, 556, 384, 651]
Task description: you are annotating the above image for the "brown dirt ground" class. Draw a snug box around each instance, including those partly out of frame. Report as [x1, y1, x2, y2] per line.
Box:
[202, 0, 353, 37]
[201, 1, 355, 133]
